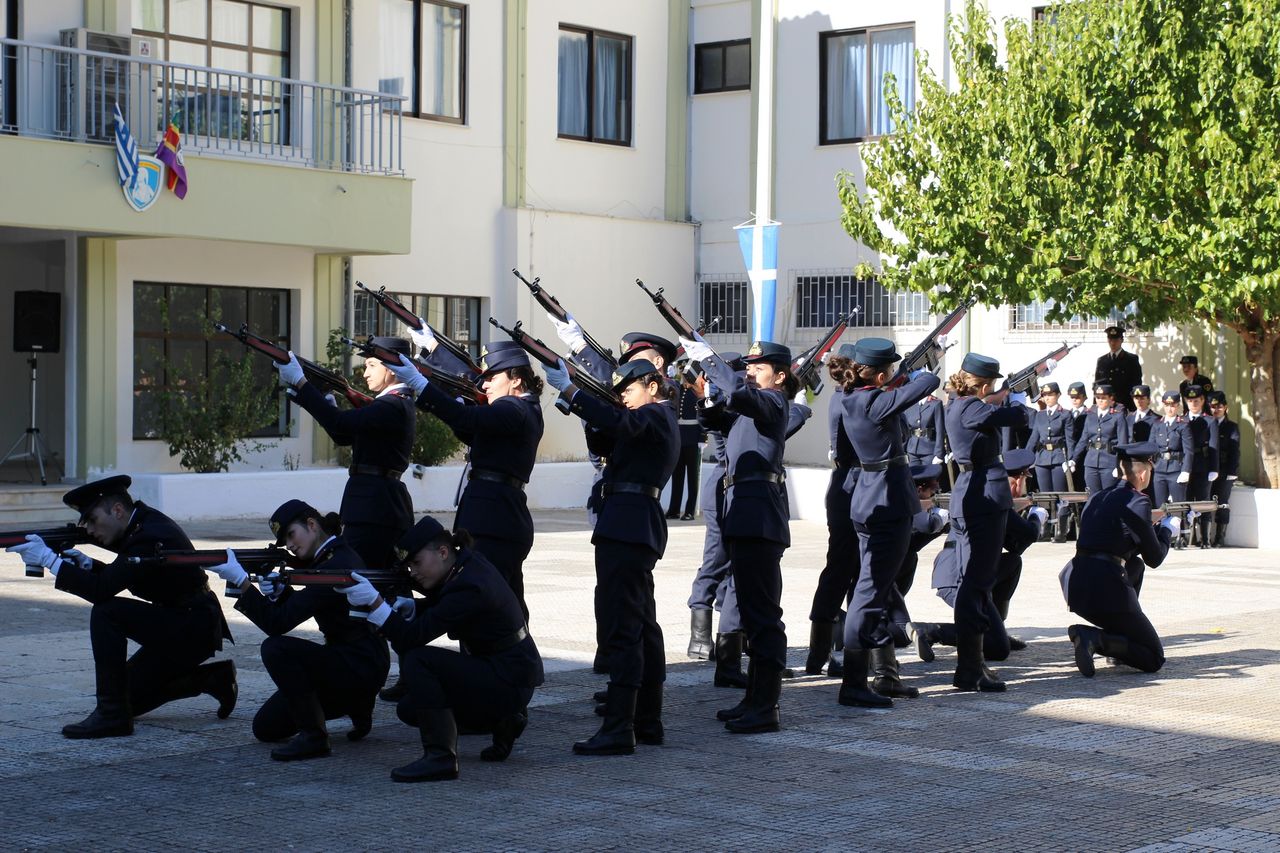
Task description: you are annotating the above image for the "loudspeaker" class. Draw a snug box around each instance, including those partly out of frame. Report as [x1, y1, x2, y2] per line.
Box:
[13, 291, 61, 353]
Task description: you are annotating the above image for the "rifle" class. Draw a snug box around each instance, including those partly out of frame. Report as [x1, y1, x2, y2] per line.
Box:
[633, 279, 726, 361]
[488, 317, 622, 409]
[886, 298, 974, 388]
[339, 336, 486, 406]
[512, 269, 616, 368]
[355, 281, 481, 376]
[2, 524, 96, 578]
[1155, 499, 1222, 549]
[933, 494, 1033, 513]
[1000, 342, 1079, 398]
[214, 323, 374, 409]
[1027, 491, 1089, 539]
[790, 307, 863, 396]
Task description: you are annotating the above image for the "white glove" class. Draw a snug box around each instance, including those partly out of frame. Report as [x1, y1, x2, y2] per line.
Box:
[931, 456, 944, 465]
[944, 452, 954, 464]
[208, 549, 248, 586]
[678, 334, 714, 364]
[323, 393, 338, 408]
[827, 449, 837, 463]
[1186, 509, 1200, 522]
[409, 322, 437, 352]
[935, 334, 948, 349]
[1064, 460, 1076, 473]
[1158, 515, 1182, 537]
[549, 312, 587, 352]
[1044, 357, 1058, 374]
[1207, 471, 1219, 482]
[1112, 467, 1121, 480]
[60, 548, 93, 572]
[1027, 506, 1049, 531]
[1176, 471, 1191, 484]
[1008, 391, 1028, 407]
[7, 535, 56, 571]
[258, 572, 287, 600]
[543, 358, 573, 393]
[274, 352, 305, 388]
[820, 351, 833, 365]
[929, 507, 950, 532]
[391, 595, 416, 622]
[793, 389, 808, 405]
[1227, 475, 1238, 481]
[384, 357, 429, 396]
[339, 571, 381, 608]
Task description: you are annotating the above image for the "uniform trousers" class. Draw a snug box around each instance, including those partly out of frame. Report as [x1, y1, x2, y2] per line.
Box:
[1072, 605, 1165, 673]
[808, 469, 860, 623]
[1212, 476, 1234, 525]
[725, 537, 787, 669]
[595, 539, 665, 689]
[845, 518, 911, 650]
[253, 634, 387, 741]
[886, 552, 919, 648]
[667, 445, 701, 516]
[952, 510, 1008, 638]
[718, 573, 742, 634]
[89, 597, 219, 713]
[1084, 465, 1118, 493]
[687, 480, 729, 610]
[395, 645, 534, 731]
[1153, 473, 1186, 506]
[343, 521, 407, 575]
[473, 534, 533, 622]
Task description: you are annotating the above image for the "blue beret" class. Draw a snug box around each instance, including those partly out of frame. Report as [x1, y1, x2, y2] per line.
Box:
[1041, 381, 1060, 394]
[1207, 390, 1227, 405]
[1184, 384, 1205, 399]
[961, 352, 1002, 378]
[1003, 448, 1035, 474]
[480, 340, 530, 376]
[1093, 383, 1114, 396]
[853, 337, 900, 367]
[1068, 382, 1087, 395]
[270, 499, 322, 545]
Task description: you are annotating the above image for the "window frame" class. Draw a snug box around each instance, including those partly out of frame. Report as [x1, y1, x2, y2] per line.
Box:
[693, 38, 751, 95]
[818, 22, 915, 146]
[405, 0, 468, 125]
[132, 0, 292, 75]
[353, 291, 483, 359]
[557, 23, 634, 147]
[698, 276, 752, 337]
[792, 271, 931, 330]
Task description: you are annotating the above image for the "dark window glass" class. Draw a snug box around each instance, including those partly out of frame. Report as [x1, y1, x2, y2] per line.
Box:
[698, 278, 750, 335]
[695, 39, 751, 94]
[558, 25, 633, 146]
[352, 291, 481, 359]
[793, 274, 930, 328]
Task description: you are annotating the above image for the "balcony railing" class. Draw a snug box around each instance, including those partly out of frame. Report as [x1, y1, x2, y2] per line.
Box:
[0, 37, 403, 175]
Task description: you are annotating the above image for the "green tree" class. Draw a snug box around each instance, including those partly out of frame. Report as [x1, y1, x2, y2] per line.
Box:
[838, 0, 1280, 484]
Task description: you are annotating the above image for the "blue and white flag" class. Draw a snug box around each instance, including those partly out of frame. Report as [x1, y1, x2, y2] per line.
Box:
[113, 102, 139, 191]
[734, 220, 780, 342]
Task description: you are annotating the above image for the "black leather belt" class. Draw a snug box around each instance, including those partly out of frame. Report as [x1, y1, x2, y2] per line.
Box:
[723, 471, 785, 488]
[1042, 442, 1060, 451]
[350, 464, 405, 480]
[465, 626, 529, 656]
[957, 455, 1004, 472]
[469, 469, 526, 490]
[1075, 548, 1124, 567]
[1088, 439, 1114, 451]
[910, 428, 935, 439]
[860, 454, 910, 473]
[603, 482, 661, 500]
[1161, 451, 1182, 460]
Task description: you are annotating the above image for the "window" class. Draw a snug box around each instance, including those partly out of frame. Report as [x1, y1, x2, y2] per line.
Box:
[694, 39, 750, 94]
[699, 276, 751, 336]
[378, 0, 466, 122]
[353, 292, 482, 358]
[133, 282, 291, 439]
[793, 272, 930, 329]
[820, 24, 915, 144]
[1032, 6, 1057, 23]
[1008, 301, 1127, 334]
[558, 25, 632, 146]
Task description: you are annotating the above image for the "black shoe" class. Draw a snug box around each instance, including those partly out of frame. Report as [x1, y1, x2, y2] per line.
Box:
[687, 609, 713, 660]
[870, 646, 919, 699]
[713, 632, 748, 688]
[393, 708, 459, 781]
[62, 703, 134, 740]
[909, 622, 939, 663]
[592, 688, 608, 704]
[481, 711, 528, 762]
[953, 633, 1006, 692]
[716, 660, 756, 722]
[347, 697, 374, 742]
[1007, 636, 1028, 652]
[725, 661, 782, 734]
[837, 648, 893, 708]
[665, 509, 680, 519]
[1068, 624, 1102, 678]
[634, 683, 664, 746]
[198, 660, 238, 720]
[271, 731, 331, 761]
[379, 677, 407, 703]
[805, 620, 837, 675]
[573, 685, 637, 756]
[680, 511, 695, 521]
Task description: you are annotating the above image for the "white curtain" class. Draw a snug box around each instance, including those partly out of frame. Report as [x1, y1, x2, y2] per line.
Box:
[378, 0, 414, 111]
[593, 35, 629, 142]
[870, 27, 914, 136]
[421, 3, 463, 119]
[825, 33, 866, 141]
[558, 31, 588, 136]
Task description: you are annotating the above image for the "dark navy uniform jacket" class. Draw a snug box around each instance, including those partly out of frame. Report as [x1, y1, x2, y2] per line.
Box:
[295, 381, 415, 530]
[828, 388, 862, 496]
[379, 548, 544, 689]
[1131, 407, 1159, 442]
[235, 536, 389, 688]
[843, 373, 941, 525]
[932, 507, 1039, 596]
[1178, 374, 1214, 412]
[418, 383, 543, 545]
[54, 502, 231, 647]
[568, 391, 680, 555]
[1095, 349, 1143, 410]
[1059, 481, 1172, 613]
[901, 397, 945, 461]
[1067, 404, 1089, 447]
[1215, 416, 1240, 477]
[1183, 413, 1219, 476]
[1072, 406, 1130, 472]
[1151, 417, 1192, 476]
[945, 395, 1027, 519]
[1024, 405, 1072, 466]
[674, 385, 702, 447]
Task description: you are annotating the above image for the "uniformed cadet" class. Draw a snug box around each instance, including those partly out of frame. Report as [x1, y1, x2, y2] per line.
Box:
[901, 386, 946, 467]
[1208, 391, 1240, 547]
[943, 353, 1030, 692]
[1024, 381, 1073, 540]
[681, 335, 797, 734]
[273, 339, 416, 571]
[1178, 355, 1214, 413]
[7, 476, 235, 738]
[1130, 385, 1159, 441]
[386, 340, 544, 617]
[1151, 391, 1191, 505]
[1065, 381, 1090, 449]
[339, 517, 544, 781]
[208, 500, 388, 761]
[667, 377, 702, 520]
[1094, 325, 1144, 412]
[1182, 385, 1219, 545]
[1072, 383, 1130, 493]
[913, 449, 1048, 662]
[1061, 442, 1180, 676]
[544, 357, 679, 755]
[833, 337, 940, 709]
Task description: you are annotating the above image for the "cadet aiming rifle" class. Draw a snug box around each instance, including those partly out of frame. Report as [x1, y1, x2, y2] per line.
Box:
[512, 269, 616, 369]
[339, 335, 487, 406]
[791, 306, 863, 396]
[1000, 342, 1079, 399]
[886, 298, 974, 389]
[354, 281, 481, 376]
[488, 317, 622, 410]
[1, 524, 95, 578]
[1153, 499, 1222, 549]
[215, 323, 374, 409]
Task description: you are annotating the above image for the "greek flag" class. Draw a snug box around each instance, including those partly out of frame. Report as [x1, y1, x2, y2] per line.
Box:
[113, 102, 139, 190]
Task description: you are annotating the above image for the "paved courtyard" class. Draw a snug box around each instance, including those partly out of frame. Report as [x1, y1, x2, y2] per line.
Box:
[2, 510, 1278, 851]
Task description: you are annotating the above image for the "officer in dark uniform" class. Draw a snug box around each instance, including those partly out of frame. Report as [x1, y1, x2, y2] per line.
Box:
[667, 374, 702, 520]
[210, 500, 389, 761]
[1208, 390, 1240, 547]
[386, 340, 544, 617]
[901, 387, 946, 466]
[1183, 385, 1219, 545]
[1130, 385, 1159, 441]
[1094, 325, 1143, 412]
[1178, 355, 1214, 413]
[1151, 391, 1191, 505]
[7, 476, 235, 738]
[544, 357, 679, 755]
[1061, 442, 1179, 676]
[1024, 381, 1073, 540]
[339, 516, 544, 781]
[274, 339, 416, 571]
[1072, 383, 1130, 493]
[1065, 381, 1090, 450]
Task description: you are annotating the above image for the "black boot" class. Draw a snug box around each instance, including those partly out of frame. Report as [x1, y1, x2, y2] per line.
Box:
[1068, 624, 1103, 677]
[481, 710, 528, 762]
[953, 633, 1006, 692]
[392, 707, 459, 781]
[573, 684, 637, 756]
[1007, 636, 1028, 652]
[633, 682, 664, 746]
[592, 651, 610, 674]
[379, 676, 407, 703]
[909, 622, 941, 662]
[1213, 522, 1229, 548]
[715, 659, 756, 721]
[347, 693, 375, 742]
[725, 660, 782, 734]
[62, 696, 134, 739]
[687, 609, 713, 660]
[871, 646, 919, 699]
[805, 621, 836, 675]
[713, 632, 748, 688]
[271, 694, 331, 761]
[200, 660, 238, 720]
[837, 648, 893, 708]
[827, 619, 845, 676]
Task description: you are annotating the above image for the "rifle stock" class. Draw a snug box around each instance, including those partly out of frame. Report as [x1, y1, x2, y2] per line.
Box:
[340, 336, 486, 405]
[888, 298, 974, 389]
[2, 524, 96, 578]
[214, 323, 374, 409]
[355, 281, 481, 375]
[1001, 342, 1079, 397]
[488, 317, 622, 408]
[127, 545, 407, 598]
[512, 269, 615, 367]
[791, 307, 862, 395]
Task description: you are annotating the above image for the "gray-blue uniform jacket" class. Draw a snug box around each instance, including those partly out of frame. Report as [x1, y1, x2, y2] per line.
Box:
[1059, 481, 1172, 614]
[901, 397, 945, 462]
[1151, 417, 1192, 476]
[1183, 413, 1219, 476]
[1072, 406, 1131, 473]
[1024, 405, 1073, 466]
[946, 396, 1027, 520]
[843, 373, 941, 524]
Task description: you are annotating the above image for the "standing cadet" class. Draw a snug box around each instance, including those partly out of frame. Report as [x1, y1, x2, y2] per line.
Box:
[274, 339, 415, 570]
[902, 388, 946, 466]
[1208, 391, 1240, 547]
[208, 500, 388, 761]
[6, 476, 235, 738]
[1095, 325, 1143, 412]
[1072, 383, 1130, 493]
[1130, 385, 1159, 441]
[1178, 355, 1214, 412]
[1065, 381, 1090, 450]
[835, 338, 940, 709]
[544, 357, 679, 755]
[943, 353, 1029, 692]
[1150, 391, 1191, 506]
[1061, 442, 1181, 676]
[340, 517, 544, 781]
[1024, 381, 1073, 541]
[667, 376, 702, 520]
[1182, 385, 1219, 546]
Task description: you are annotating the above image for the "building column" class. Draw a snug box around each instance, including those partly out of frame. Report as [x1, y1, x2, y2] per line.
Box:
[503, 0, 528, 209]
[77, 237, 118, 477]
[664, 0, 689, 222]
[312, 253, 345, 464]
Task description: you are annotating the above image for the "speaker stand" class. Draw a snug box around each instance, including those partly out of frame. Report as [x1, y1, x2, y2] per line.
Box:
[0, 355, 60, 486]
